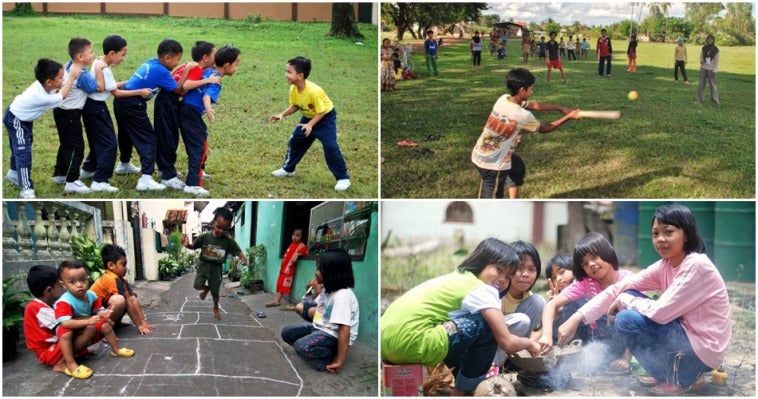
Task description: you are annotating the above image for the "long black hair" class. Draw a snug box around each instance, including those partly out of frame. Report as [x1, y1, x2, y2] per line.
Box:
[652, 204, 706, 254]
[508, 240, 541, 292]
[457, 238, 519, 277]
[318, 248, 354, 293]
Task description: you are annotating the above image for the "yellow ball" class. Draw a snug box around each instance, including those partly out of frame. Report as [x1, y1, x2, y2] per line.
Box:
[628, 90, 639, 101]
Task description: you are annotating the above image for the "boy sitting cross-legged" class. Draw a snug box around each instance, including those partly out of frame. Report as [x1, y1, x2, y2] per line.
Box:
[54, 260, 135, 379]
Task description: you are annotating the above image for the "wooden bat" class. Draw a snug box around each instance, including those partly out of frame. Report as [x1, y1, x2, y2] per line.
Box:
[578, 110, 621, 119]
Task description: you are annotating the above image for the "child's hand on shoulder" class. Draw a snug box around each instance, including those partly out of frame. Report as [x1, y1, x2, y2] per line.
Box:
[138, 88, 153, 98]
[207, 75, 222, 85]
[69, 63, 84, 78]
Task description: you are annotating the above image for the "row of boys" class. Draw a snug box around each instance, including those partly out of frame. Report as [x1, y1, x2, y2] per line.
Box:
[4, 35, 240, 198]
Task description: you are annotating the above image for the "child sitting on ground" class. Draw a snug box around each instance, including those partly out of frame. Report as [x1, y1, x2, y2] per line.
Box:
[545, 253, 575, 300]
[90, 244, 155, 335]
[267, 227, 308, 307]
[281, 249, 359, 373]
[54, 260, 134, 379]
[181, 207, 247, 320]
[4, 58, 81, 199]
[269, 56, 351, 192]
[538, 233, 632, 373]
[382, 238, 540, 395]
[24, 265, 84, 374]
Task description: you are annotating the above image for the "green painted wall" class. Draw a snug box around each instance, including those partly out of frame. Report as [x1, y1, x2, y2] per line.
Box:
[251, 201, 378, 348]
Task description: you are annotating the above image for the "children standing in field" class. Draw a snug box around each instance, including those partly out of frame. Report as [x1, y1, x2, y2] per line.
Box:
[267, 227, 309, 307]
[90, 244, 155, 335]
[674, 38, 691, 84]
[696, 34, 720, 105]
[180, 45, 241, 196]
[54, 260, 135, 379]
[113, 39, 195, 191]
[157, 40, 222, 191]
[424, 30, 440, 76]
[4, 58, 81, 199]
[471, 68, 580, 199]
[269, 56, 351, 191]
[546, 31, 568, 83]
[80, 34, 152, 193]
[181, 207, 247, 320]
[381, 238, 539, 395]
[51, 38, 98, 194]
[281, 249, 359, 373]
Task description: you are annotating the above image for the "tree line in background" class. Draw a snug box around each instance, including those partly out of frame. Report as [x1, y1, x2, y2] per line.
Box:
[382, 2, 754, 46]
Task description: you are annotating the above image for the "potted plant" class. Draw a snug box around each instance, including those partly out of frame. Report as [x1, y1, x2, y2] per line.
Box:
[3, 272, 32, 362]
[70, 235, 106, 283]
[241, 244, 267, 292]
[158, 257, 178, 281]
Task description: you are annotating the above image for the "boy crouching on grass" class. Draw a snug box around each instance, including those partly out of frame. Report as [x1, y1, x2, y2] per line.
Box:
[269, 56, 351, 192]
[471, 68, 580, 199]
[4, 59, 81, 199]
[179, 45, 241, 197]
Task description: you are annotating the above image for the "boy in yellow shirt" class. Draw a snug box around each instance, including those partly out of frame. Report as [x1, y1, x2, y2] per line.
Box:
[269, 56, 351, 191]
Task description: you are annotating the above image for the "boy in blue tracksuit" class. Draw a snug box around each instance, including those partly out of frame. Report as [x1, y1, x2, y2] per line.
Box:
[51, 37, 98, 194]
[113, 39, 195, 191]
[179, 45, 241, 196]
[4, 59, 81, 199]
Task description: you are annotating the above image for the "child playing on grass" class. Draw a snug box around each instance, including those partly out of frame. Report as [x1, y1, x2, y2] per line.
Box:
[4, 58, 81, 199]
[560, 204, 731, 395]
[180, 45, 241, 196]
[471, 68, 580, 199]
[266, 227, 308, 307]
[51, 37, 98, 195]
[54, 260, 134, 379]
[538, 233, 632, 373]
[546, 31, 568, 83]
[90, 244, 155, 335]
[113, 38, 195, 192]
[80, 34, 153, 193]
[156, 40, 222, 191]
[281, 248, 359, 373]
[181, 207, 247, 320]
[424, 30, 440, 76]
[268, 56, 351, 192]
[24, 265, 79, 374]
[381, 238, 540, 395]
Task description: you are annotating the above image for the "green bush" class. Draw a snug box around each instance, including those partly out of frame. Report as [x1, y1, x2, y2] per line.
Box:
[69, 235, 105, 282]
[3, 273, 32, 329]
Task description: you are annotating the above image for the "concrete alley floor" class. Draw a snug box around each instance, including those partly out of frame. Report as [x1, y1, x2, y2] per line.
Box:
[2, 272, 378, 396]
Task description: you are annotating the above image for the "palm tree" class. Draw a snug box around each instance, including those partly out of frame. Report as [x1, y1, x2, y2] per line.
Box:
[648, 2, 672, 42]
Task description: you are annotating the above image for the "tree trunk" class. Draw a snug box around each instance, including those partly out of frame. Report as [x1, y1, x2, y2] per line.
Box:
[330, 3, 364, 39]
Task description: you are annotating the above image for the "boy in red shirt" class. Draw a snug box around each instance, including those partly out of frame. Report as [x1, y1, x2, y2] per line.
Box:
[23, 265, 93, 374]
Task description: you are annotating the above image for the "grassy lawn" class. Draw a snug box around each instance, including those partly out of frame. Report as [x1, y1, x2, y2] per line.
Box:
[3, 15, 378, 199]
[381, 37, 755, 199]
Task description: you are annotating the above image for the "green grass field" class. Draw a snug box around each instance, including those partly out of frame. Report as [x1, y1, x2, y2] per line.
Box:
[381, 37, 755, 199]
[3, 15, 378, 199]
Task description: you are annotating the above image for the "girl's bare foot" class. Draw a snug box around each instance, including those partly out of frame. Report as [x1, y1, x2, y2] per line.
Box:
[213, 308, 221, 320]
[199, 289, 209, 301]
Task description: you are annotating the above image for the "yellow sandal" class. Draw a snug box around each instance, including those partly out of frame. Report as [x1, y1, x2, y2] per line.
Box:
[110, 348, 135, 357]
[64, 365, 93, 379]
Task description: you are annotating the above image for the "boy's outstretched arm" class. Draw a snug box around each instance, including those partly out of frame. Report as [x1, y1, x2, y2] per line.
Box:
[203, 94, 215, 123]
[325, 324, 350, 373]
[183, 74, 222, 91]
[537, 109, 581, 134]
[237, 250, 248, 266]
[112, 87, 153, 98]
[173, 61, 198, 94]
[269, 105, 298, 123]
[126, 296, 155, 335]
[59, 64, 83, 99]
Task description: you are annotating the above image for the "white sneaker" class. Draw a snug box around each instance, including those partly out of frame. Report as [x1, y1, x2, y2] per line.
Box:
[51, 175, 66, 184]
[183, 185, 210, 196]
[136, 177, 166, 191]
[334, 179, 351, 191]
[79, 169, 95, 180]
[271, 168, 295, 177]
[64, 180, 92, 194]
[91, 181, 119, 193]
[5, 170, 19, 186]
[20, 189, 36, 199]
[114, 162, 141, 175]
[161, 177, 186, 190]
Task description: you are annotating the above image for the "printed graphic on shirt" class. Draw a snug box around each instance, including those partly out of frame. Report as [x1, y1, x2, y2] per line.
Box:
[201, 244, 228, 263]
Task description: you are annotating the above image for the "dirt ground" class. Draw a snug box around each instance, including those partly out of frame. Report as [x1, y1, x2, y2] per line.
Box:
[381, 281, 755, 396]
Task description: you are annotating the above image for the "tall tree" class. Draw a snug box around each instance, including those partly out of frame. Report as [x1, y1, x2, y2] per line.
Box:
[330, 3, 363, 39]
[648, 2, 672, 41]
[686, 2, 725, 40]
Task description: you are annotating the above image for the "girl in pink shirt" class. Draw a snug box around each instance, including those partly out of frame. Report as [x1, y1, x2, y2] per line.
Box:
[558, 204, 731, 395]
[538, 233, 632, 372]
